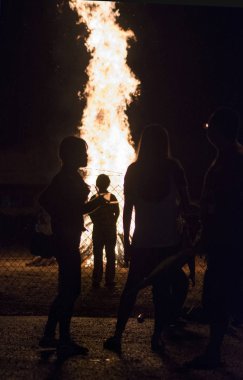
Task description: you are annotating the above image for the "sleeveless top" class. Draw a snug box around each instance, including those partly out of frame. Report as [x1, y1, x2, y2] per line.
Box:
[124, 159, 187, 248]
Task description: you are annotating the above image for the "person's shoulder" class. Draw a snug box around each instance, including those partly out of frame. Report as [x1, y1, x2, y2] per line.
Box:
[110, 193, 118, 202]
[124, 162, 137, 180]
[125, 162, 137, 174]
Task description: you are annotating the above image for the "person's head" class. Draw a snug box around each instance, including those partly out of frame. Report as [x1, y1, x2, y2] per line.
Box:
[96, 174, 110, 192]
[136, 124, 170, 166]
[206, 107, 240, 150]
[59, 136, 88, 169]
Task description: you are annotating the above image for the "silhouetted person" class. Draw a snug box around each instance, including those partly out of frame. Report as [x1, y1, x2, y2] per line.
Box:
[38, 136, 105, 360]
[187, 107, 243, 369]
[89, 174, 119, 288]
[104, 125, 192, 355]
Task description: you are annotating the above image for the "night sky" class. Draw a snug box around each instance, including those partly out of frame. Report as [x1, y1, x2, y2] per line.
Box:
[1, 1, 243, 198]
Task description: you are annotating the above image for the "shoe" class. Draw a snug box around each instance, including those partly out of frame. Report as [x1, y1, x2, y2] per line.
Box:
[39, 336, 58, 348]
[184, 353, 222, 370]
[103, 336, 121, 355]
[151, 335, 165, 354]
[57, 340, 89, 360]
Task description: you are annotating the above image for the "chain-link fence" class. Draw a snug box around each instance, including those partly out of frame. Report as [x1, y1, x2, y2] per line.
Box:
[0, 183, 130, 315]
[0, 182, 206, 317]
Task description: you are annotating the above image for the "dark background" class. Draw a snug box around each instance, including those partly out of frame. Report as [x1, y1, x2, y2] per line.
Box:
[1, 0, 243, 199]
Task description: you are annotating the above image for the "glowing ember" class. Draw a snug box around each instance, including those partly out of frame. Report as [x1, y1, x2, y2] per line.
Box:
[69, 0, 140, 184]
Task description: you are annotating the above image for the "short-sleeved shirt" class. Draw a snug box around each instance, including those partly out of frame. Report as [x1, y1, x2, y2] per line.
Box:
[124, 159, 187, 248]
[201, 143, 243, 251]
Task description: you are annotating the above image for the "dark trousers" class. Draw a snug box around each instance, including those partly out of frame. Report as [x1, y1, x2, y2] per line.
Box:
[115, 246, 180, 338]
[44, 251, 81, 343]
[92, 228, 116, 285]
[202, 245, 243, 355]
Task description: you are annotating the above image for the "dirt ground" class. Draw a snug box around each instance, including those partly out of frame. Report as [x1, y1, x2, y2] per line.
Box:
[0, 316, 243, 380]
[0, 248, 243, 379]
[0, 247, 206, 317]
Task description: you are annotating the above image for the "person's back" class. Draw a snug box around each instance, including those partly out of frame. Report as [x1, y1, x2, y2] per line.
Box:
[40, 167, 90, 250]
[90, 174, 119, 288]
[201, 136, 243, 262]
[187, 107, 243, 370]
[90, 192, 118, 232]
[126, 158, 185, 249]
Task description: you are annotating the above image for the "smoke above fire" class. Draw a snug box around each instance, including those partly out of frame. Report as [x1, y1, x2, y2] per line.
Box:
[69, 0, 140, 184]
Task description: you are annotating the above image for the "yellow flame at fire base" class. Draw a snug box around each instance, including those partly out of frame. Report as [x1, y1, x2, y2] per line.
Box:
[69, 0, 140, 184]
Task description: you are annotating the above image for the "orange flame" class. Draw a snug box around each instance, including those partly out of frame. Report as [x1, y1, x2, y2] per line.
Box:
[69, 1, 140, 184]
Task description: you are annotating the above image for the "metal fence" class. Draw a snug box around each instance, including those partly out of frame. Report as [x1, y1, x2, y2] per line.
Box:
[0, 182, 206, 317]
[0, 183, 136, 316]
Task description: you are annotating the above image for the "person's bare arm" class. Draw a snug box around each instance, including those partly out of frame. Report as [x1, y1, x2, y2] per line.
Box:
[123, 195, 133, 263]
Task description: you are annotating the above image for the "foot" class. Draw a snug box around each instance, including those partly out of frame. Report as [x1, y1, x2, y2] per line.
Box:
[103, 336, 121, 355]
[151, 335, 165, 354]
[57, 340, 89, 360]
[184, 352, 222, 370]
[39, 336, 58, 348]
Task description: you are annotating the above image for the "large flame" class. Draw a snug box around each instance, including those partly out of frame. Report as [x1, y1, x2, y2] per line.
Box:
[69, 0, 140, 184]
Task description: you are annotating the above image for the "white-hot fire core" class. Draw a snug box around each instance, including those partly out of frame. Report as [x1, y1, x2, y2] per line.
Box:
[69, 1, 140, 265]
[69, 0, 140, 185]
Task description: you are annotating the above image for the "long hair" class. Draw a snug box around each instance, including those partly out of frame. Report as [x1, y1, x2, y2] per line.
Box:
[136, 124, 170, 168]
[134, 125, 173, 202]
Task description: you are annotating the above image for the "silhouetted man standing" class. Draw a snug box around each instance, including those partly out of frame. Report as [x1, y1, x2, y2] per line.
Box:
[38, 136, 105, 360]
[188, 107, 243, 369]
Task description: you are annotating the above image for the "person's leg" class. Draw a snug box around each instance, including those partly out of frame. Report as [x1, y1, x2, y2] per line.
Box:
[92, 231, 104, 286]
[56, 253, 89, 358]
[103, 271, 140, 353]
[39, 261, 62, 347]
[169, 269, 189, 323]
[150, 246, 181, 352]
[104, 248, 149, 353]
[186, 263, 229, 369]
[152, 276, 172, 340]
[104, 232, 116, 286]
[58, 253, 81, 343]
[43, 296, 60, 339]
[114, 277, 139, 337]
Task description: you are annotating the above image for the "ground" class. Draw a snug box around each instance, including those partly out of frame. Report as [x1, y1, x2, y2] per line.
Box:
[0, 248, 243, 379]
[0, 247, 205, 316]
[0, 316, 243, 380]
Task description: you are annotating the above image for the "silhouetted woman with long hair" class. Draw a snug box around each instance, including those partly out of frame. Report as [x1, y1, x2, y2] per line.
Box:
[104, 125, 191, 354]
